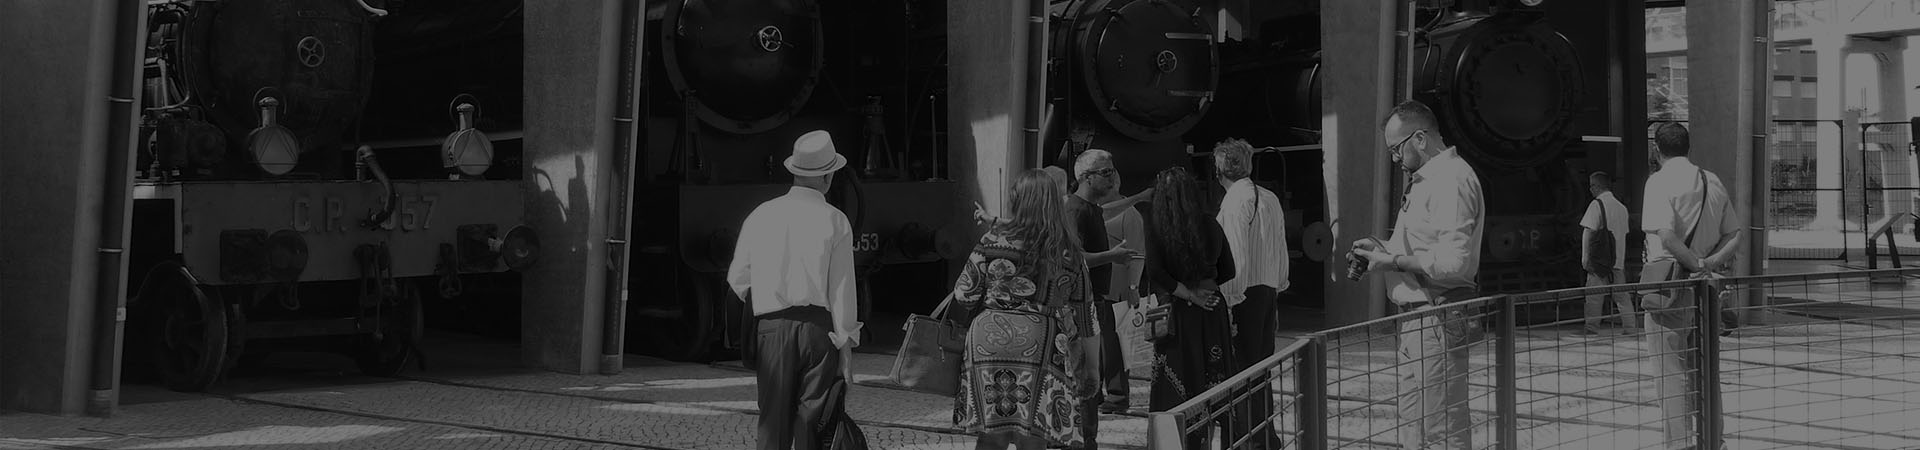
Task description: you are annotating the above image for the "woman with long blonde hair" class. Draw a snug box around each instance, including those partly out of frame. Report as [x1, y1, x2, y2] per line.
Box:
[951, 169, 1093, 450]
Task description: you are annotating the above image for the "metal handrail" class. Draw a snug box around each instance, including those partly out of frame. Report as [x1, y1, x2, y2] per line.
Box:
[1144, 266, 1920, 449]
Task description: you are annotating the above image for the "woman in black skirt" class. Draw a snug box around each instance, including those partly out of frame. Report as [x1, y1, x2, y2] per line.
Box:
[1142, 166, 1239, 448]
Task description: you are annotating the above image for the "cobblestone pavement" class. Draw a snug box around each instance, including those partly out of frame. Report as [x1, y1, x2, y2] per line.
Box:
[0, 334, 1176, 450]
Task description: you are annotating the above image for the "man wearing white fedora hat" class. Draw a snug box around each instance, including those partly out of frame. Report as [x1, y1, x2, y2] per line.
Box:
[729, 129, 864, 450]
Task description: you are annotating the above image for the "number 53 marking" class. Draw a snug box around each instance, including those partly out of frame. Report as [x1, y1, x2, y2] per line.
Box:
[853, 233, 881, 252]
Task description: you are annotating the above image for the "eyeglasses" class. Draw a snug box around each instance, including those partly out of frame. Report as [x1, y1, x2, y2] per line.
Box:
[1387, 130, 1421, 159]
[1082, 167, 1116, 178]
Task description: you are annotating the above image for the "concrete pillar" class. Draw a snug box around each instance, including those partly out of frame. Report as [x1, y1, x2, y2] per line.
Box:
[1685, 0, 1766, 284]
[0, 0, 126, 415]
[520, 2, 623, 374]
[1320, 0, 1397, 325]
[946, 1, 1029, 219]
[1906, 36, 1920, 120]
[1876, 41, 1908, 121]
[1811, 33, 1850, 230]
[1858, 40, 1913, 218]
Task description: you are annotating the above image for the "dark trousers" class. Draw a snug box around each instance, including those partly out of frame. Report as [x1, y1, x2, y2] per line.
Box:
[1098, 298, 1127, 405]
[1232, 286, 1280, 449]
[756, 306, 843, 450]
[1068, 300, 1110, 449]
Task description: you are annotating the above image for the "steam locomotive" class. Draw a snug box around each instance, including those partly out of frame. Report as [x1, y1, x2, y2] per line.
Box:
[122, 0, 1641, 391]
[123, 0, 965, 391]
[1044, 0, 1636, 306]
[127, 0, 535, 391]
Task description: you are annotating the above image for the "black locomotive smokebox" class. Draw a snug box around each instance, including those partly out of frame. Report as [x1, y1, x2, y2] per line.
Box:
[1052, 0, 1219, 143]
[658, 0, 824, 135]
[1414, 11, 1583, 171]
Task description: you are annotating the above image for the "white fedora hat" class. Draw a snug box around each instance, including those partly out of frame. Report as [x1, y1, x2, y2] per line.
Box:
[785, 130, 846, 177]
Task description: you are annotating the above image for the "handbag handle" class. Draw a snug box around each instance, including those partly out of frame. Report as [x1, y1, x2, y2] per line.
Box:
[930, 291, 956, 319]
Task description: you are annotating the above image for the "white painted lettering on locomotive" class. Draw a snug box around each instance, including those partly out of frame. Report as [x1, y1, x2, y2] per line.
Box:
[852, 232, 881, 253]
[326, 197, 345, 232]
[293, 197, 313, 232]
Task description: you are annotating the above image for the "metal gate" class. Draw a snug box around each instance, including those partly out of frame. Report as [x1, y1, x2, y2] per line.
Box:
[1768, 119, 1852, 260]
[1859, 120, 1920, 266]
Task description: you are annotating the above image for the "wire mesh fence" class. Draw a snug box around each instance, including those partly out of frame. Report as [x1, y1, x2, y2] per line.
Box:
[1506, 278, 1719, 450]
[1716, 270, 1920, 450]
[1148, 340, 1311, 450]
[1146, 268, 1920, 450]
[1316, 299, 1505, 449]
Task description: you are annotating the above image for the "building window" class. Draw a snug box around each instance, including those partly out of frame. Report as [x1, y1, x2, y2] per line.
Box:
[1774, 80, 1795, 97]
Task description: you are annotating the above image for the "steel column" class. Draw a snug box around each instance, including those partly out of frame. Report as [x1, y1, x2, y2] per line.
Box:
[1299, 337, 1328, 450]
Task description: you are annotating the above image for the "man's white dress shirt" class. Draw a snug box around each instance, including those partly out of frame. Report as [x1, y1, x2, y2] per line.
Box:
[1384, 147, 1485, 305]
[1217, 178, 1290, 306]
[1640, 156, 1739, 264]
[727, 187, 863, 348]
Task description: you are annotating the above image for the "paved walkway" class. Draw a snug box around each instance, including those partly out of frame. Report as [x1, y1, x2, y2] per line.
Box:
[0, 329, 1169, 450]
[3, 261, 1914, 450]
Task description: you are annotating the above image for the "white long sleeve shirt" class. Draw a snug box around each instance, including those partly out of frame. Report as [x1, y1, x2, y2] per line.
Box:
[1383, 147, 1484, 305]
[1216, 178, 1289, 306]
[727, 187, 862, 348]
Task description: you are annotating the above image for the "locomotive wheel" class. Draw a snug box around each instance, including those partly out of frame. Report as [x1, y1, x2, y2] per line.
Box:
[144, 265, 231, 393]
[632, 270, 720, 362]
[672, 273, 720, 362]
[355, 282, 423, 377]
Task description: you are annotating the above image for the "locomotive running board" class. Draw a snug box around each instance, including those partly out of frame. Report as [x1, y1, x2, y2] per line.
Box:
[242, 317, 377, 340]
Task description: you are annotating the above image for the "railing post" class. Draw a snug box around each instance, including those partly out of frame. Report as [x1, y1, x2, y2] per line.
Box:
[1147, 410, 1187, 449]
[1495, 295, 1518, 450]
[1695, 280, 1725, 450]
[1299, 336, 1328, 450]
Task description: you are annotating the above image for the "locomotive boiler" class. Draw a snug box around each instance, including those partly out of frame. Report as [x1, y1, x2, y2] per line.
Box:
[628, 0, 962, 362]
[127, 0, 536, 391]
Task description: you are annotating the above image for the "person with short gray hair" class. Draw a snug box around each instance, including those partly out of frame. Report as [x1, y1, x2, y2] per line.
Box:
[1074, 148, 1144, 415]
[1212, 137, 1289, 449]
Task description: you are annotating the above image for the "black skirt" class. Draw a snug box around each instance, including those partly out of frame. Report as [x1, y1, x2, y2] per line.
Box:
[1148, 297, 1239, 411]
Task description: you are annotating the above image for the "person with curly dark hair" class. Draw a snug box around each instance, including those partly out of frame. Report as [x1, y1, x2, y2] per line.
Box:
[951, 169, 1093, 450]
[1142, 166, 1239, 449]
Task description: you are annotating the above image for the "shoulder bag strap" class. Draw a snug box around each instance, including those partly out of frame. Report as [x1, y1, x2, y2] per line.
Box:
[1594, 199, 1607, 231]
[1684, 169, 1708, 248]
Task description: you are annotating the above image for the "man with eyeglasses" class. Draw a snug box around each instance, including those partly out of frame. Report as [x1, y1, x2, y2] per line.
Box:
[1071, 149, 1148, 419]
[1061, 150, 1140, 448]
[1349, 100, 1484, 450]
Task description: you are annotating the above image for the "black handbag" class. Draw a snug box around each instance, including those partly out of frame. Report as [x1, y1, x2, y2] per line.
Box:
[888, 293, 967, 396]
[1584, 199, 1617, 278]
[816, 378, 870, 450]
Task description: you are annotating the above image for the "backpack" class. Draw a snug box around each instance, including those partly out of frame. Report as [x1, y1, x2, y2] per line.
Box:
[1583, 198, 1616, 277]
